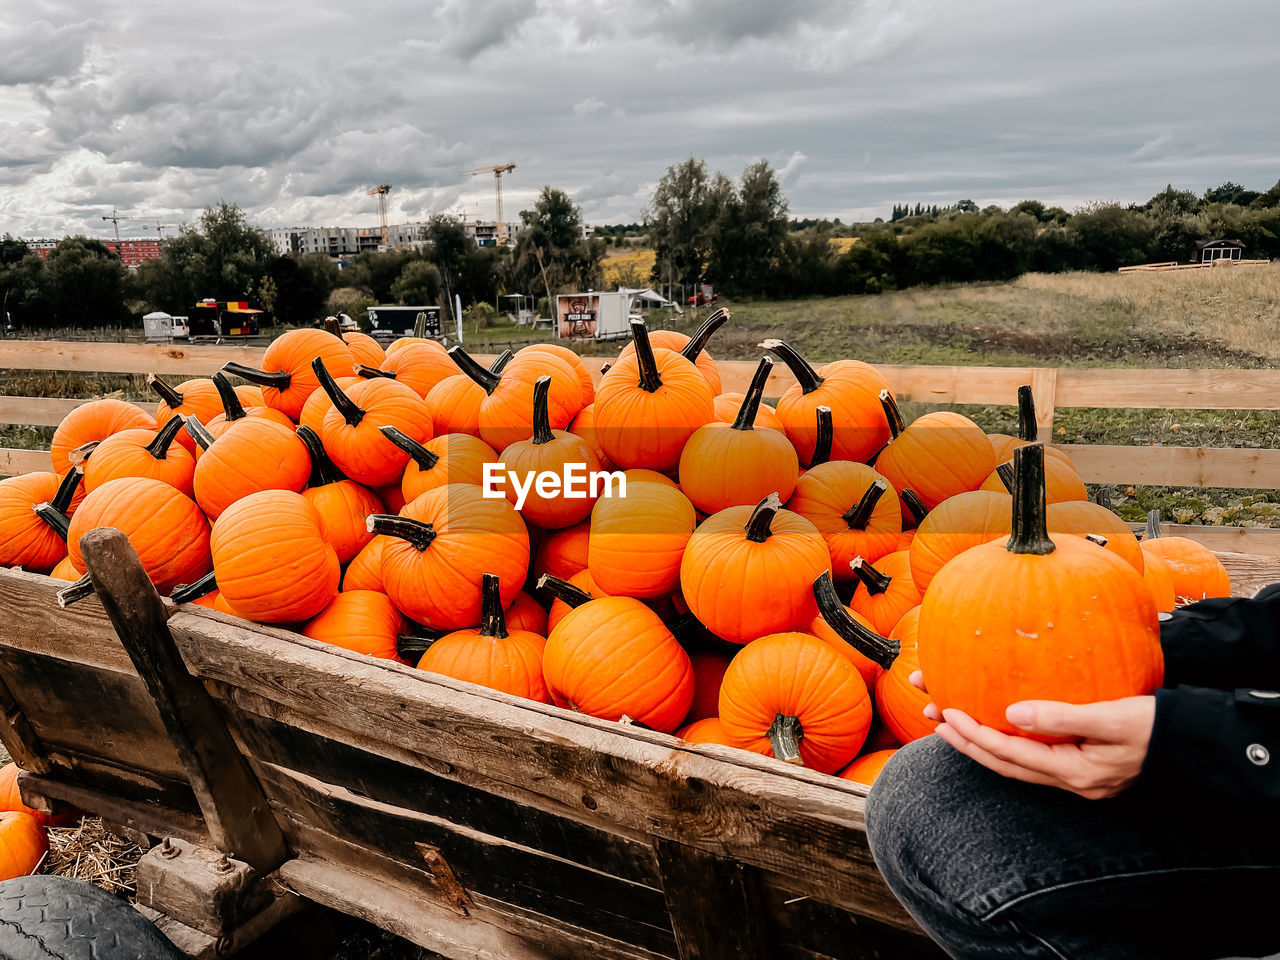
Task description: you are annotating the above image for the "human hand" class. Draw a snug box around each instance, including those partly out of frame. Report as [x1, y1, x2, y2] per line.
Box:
[908, 670, 1155, 799]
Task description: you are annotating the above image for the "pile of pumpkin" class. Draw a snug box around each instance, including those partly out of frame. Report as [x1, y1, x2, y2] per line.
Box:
[0, 311, 1231, 805]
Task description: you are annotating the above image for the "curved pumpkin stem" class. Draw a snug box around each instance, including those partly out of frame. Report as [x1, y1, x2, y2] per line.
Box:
[758, 339, 823, 395]
[1017, 384, 1037, 442]
[1145, 509, 1163, 540]
[994, 459, 1015, 493]
[296, 425, 346, 486]
[479, 573, 509, 639]
[182, 415, 216, 452]
[767, 713, 804, 765]
[744, 492, 783, 543]
[67, 440, 99, 466]
[32, 467, 77, 540]
[810, 405, 834, 466]
[812, 570, 899, 669]
[489, 349, 515, 375]
[536, 574, 592, 609]
[171, 570, 217, 604]
[901, 489, 929, 527]
[379, 425, 439, 471]
[146, 374, 185, 411]
[311, 356, 364, 427]
[842, 479, 888, 530]
[448, 346, 501, 395]
[366, 514, 437, 552]
[354, 363, 396, 380]
[1084, 534, 1109, 547]
[850, 557, 892, 596]
[212, 372, 249, 423]
[1006, 443, 1055, 556]
[531, 376, 554, 445]
[681, 308, 728, 362]
[219, 361, 292, 389]
[731, 358, 772, 431]
[143, 416, 186, 460]
[56, 574, 95, 608]
[879, 390, 905, 440]
[396, 632, 443, 660]
[630, 319, 663, 393]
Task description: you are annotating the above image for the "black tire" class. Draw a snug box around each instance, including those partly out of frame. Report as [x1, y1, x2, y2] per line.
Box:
[0, 875, 185, 960]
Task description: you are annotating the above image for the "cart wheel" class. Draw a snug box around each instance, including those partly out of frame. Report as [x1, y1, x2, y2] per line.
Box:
[0, 875, 185, 959]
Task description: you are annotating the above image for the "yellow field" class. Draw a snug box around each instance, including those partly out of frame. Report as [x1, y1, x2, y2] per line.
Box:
[602, 249, 657, 286]
[828, 237, 858, 253]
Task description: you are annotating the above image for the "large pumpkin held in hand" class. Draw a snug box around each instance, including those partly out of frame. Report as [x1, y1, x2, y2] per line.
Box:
[1140, 510, 1230, 602]
[917, 444, 1164, 740]
[219, 328, 355, 421]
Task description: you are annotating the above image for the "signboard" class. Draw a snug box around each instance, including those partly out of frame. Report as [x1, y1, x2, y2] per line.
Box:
[557, 295, 600, 338]
[367, 305, 441, 336]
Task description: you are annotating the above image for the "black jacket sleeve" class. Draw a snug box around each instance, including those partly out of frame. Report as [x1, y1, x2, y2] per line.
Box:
[1138, 595, 1280, 806]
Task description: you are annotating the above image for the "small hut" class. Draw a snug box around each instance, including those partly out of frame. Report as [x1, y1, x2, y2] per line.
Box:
[1190, 239, 1245, 263]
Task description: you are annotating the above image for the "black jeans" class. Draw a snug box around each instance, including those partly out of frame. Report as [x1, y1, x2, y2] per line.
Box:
[866, 737, 1280, 959]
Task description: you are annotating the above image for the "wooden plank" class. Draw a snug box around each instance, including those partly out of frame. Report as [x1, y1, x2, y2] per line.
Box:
[168, 612, 917, 929]
[0, 674, 50, 774]
[0, 568, 138, 674]
[80, 528, 287, 871]
[1214, 551, 1280, 594]
[18, 770, 206, 844]
[0, 340, 266, 376]
[1055, 367, 1280, 411]
[1029, 367, 1058, 436]
[0, 396, 157, 427]
[0, 447, 50, 475]
[654, 838, 772, 960]
[1066, 444, 1280, 488]
[760, 884, 947, 960]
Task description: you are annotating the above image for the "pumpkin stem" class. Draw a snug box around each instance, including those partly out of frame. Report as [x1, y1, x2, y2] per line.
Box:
[396, 633, 442, 661]
[146, 374, 185, 411]
[850, 557, 892, 596]
[812, 571, 898, 669]
[631, 319, 663, 393]
[448, 346, 501, 395]
[842, 479, 888, 530]
[731, 358, 772, 431]
[767, 713, 804, 765]
[354, 363, 396, 380]
[56, 574, 95, 608]
[219, 361, 292, 389]
[878, 390, 905, 440]
[489, 349, 515, 374]
[810, 405, 834, 466]
[182, 415, 216, 452]
[296, 425, 346, 486]
[323, 316, 342, 337]
[50, 465, 83, 516]
[311, 356, 364, 427]
[379, 425, 439, 471]
[1145, 509, 1163, 540]
[366, 514, 437, 552]
[536, 574, 592, 609]
[212, 372, 248, 422]
[994, 460, 1015, 493]
[759, 339, 823, 395]
[67, 440, 99, 466]
[479, 573, 509, 639]
[901, 489, 929, 526]
[144, 416, 185, 460]
[1084, 534, 1109, 547]
[171, 571, 217, 603]
[681, 308, 728, 363]
[531, 376, 555, 445]
[744, 492, 783, 543]
[1094, 487, 1112, 510]
[1017, 384, 1037, 442]
[32, 502, 71, 541]
[1006, 443, 1056, 556]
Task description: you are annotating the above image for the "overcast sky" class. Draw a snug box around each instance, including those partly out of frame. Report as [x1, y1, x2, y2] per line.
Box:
[3, 0, 1278, 239]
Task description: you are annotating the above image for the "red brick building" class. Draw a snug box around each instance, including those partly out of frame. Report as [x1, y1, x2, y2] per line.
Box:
[26, 238, 163, 268]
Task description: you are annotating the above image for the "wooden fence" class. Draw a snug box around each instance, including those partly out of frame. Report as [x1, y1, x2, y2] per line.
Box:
[4, 340, 1280, 554]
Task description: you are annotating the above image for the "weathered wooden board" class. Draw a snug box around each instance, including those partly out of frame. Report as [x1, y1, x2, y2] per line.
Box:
[19, 769, 206, 844]
[0, 340, 267, 375]
[0, 396, 157, 427]
[0, 447, 51, 475]
[1068, 443, 1280, 489]
[1216, 551, 1280, 593]
[1054, 367, 1280, 411]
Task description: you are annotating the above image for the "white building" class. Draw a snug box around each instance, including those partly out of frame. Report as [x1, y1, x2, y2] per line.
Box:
[268, 220, 518, 258]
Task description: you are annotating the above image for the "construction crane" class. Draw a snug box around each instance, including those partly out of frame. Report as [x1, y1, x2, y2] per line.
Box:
[101, 208, 143, 243]
[460, 163, 516, 241]
[155, 223, 182, 240]
[367, 184, 392, 247]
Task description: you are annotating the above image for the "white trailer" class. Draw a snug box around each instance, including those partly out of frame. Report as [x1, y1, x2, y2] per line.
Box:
[142, 312, 189, 342]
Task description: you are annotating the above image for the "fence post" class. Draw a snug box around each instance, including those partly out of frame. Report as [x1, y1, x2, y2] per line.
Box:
[1030, 367, 1058, 438]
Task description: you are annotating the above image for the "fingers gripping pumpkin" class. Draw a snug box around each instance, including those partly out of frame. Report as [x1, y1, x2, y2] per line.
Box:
[219, 328, 355, 422]
[418, 573, 551, 703]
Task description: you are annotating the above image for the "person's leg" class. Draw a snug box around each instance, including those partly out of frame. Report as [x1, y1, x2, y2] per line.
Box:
[866, 737, 1280, 960]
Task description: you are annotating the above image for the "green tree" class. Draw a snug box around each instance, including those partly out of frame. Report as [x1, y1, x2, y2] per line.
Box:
[0, 240, 48, 329]
[646, 158, 718, 288]
[44, 237, 130, 327]
[707, 162, 791, 297]
[391, 259, 441, 305]
[266, 254, 339, 327]
[1066, 203, 1154, 271]
[427, 215, 470, 320]
[513, 187, 603, 305]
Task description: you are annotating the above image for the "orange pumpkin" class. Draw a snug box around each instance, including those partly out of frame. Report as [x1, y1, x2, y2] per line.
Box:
[761, 339, 891, 466]
[588, 480, 695, 599]
[980, 454, 1086, 504]
[0, 762, 76, 827]
[532, 518, 590, 582]
[907, 490, 1012, 595]
[593, 320, 715, 472]
[789, 460, 901, 577]
[50, 399, 155, 475]
[205, 371, 295, 441]
[210, 490, 340, 623]
[538, 572, 597, 633]
[424, 374, 485, 438]
[838, 749, 897, 786]
[418, 574, 551, 703]
[1140, 510, 1230, 602]
[713, 393, 783, 432]
[497, 376, 603, 528]
[296, 426, 383, 564]
[83, 418, 195, 497]
[874, 392, 995, 514]
[448, 346, 584, 451]
[676, 717, 734, 745]
[379, 428, 498, 502]
[988, 386, 1073, 468]
[1141, 549, 1177, 613]
[220, 328, 355, 421]
[298, 374, 360, 436]
[521, 343, 595, 405]
[0, 468, 82, 573]
[1046, 500, 1144, 573]
[186, 416, 311, 520]
[678, 357, 799, 514]
[147, 376, 223, 455]
[617, 308, 727, 395]
[918, 445, 1163, 740]
[354, 341, 461, 398]
[303, 589, 404, 661]
[0, 811, 48, 880]
[567, 403, 616, 472]
[808, 571, 899, 692]
[680, 495, 830, 644]
[505, 590, 549, 635]
[371, 484, 529, 630]
[685, 650, 734, 725]
[874, 606, 936, 744]
[718, 631, 871, 773]
[342, 331, 387, 368]
[543, 595, 694, 732]
[848, 551, 920, 636]
[343, 535, 389, 592]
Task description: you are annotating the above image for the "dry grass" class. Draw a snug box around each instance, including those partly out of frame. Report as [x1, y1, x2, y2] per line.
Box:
[41, 818, 146, 898]
[601, 249, 657, 286]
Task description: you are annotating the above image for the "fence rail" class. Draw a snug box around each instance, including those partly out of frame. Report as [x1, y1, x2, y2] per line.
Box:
[4, 341, 1280, 553]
